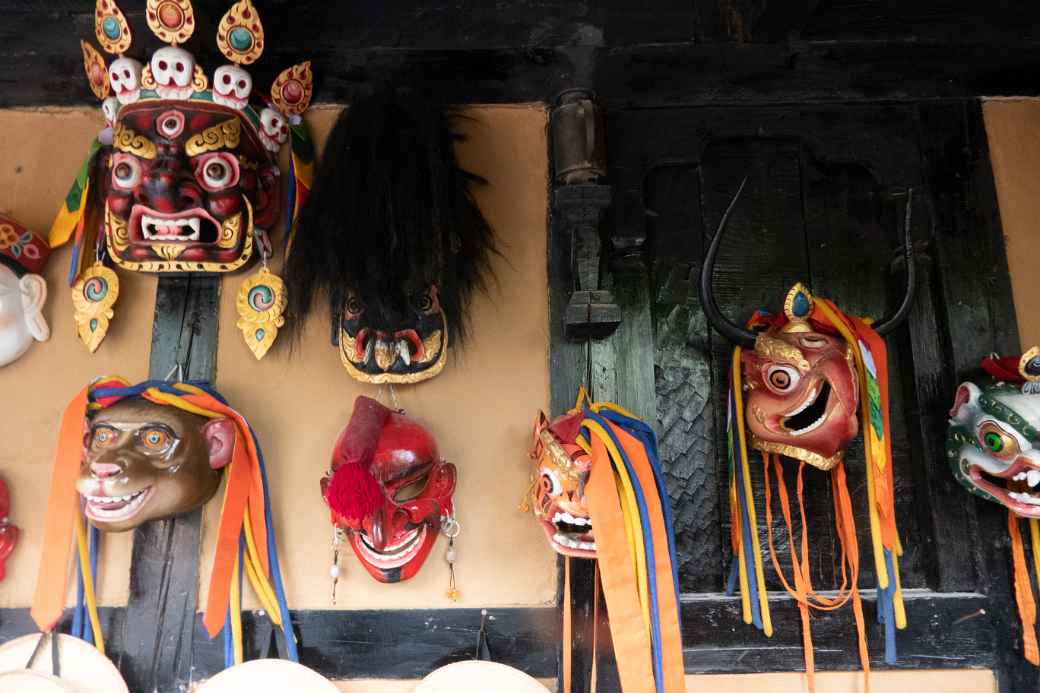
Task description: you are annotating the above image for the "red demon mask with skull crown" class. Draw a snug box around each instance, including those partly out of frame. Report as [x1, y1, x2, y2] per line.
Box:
[321, 397, 456, 583]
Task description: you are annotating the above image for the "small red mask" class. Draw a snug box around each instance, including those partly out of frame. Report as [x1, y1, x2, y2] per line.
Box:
[0, 477, 17, 581]
[321, 397, 455, 582]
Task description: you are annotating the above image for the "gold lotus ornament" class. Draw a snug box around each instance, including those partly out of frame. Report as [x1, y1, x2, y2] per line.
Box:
[72, 264, 120, 353]
[235, 268, 287, 360]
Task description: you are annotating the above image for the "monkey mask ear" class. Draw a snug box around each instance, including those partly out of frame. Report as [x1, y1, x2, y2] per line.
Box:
[202, 418, 236, 470]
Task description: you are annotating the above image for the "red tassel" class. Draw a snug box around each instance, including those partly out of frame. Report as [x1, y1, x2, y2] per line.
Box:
[327, 461, 384, 522]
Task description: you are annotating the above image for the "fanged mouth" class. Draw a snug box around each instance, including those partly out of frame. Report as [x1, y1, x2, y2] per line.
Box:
[539, 508, 596, 555]
[781, 381, 832, 435]
[353, 525, 428, 569]
[81, 487, 153, 523]
[131, 207, 221, 244]
[345, 328, 442, 372]
[968, 460, 1040, 516]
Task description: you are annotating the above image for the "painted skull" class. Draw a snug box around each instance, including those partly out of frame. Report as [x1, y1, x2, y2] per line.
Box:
[149, 46, 196, 100]
[948, 350, 1040, 517]
[76, 397, 235, 532]
[213, 65, 252, 110]
[259, 107, 289, 153]
[742, 326, 859, 470]
[108, 57, 143, 105]
[104, 100, 280, 272]
[0, 215, 50, 367]
[338, 285, 448, 384]
[321, 397, 456, 582]
[529, 410, 595, 557]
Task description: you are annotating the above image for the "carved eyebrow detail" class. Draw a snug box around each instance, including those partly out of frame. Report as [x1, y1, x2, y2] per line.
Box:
[113, 122, 157, 160]
[185, 118, 241, 157]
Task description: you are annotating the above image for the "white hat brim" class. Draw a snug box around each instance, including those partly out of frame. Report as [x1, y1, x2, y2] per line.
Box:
[0, 633, 128, 693]
[414, 660, 549, 692]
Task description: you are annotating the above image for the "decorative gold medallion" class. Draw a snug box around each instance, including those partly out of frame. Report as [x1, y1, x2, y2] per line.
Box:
[236, 268, 287, 360]
[217, 0, 265, 65]
[95, 0, 132, 55]
[146, 0, 196, 45]
[1021, 346, 1040, 394]
[72, 264, 120, 353]
[270, 62, 313, 116]
[81, 41, 110, 100]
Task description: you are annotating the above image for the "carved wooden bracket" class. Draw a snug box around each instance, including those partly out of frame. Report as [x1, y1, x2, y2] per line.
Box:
[551, 89, 621, 341]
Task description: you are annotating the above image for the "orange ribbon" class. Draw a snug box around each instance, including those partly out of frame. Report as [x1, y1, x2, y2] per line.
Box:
[1009, 512, 1040, 665]
[31, 387, 90, 632]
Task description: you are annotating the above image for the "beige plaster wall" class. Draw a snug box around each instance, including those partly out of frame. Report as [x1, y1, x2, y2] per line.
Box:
[0, 108, 156, 607]
[204, 104, 556, 609]
[983, 99, 1040, 349]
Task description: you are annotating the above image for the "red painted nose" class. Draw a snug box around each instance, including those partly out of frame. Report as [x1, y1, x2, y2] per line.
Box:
[90, 462, 122, 479]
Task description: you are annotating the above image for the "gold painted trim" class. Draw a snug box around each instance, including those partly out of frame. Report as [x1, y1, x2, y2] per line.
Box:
[750, 435, 842, 471]
[338, 317, 450, 385]
[94, 0, 132, 55]
[106, 200, 253, 273]
[185, 118, 241, 156]
[753, 334, 810, 371]
[113, 122, 157, 159]
[1020, 346, 1040, 383]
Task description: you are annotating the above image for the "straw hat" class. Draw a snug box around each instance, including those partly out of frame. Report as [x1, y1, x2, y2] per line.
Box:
[197, 658, 338, 692]
[0, 633, 128, 693]
[414, 661, 549, 692]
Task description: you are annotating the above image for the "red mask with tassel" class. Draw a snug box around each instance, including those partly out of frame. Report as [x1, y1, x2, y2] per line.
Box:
[321, 396, 456, 583]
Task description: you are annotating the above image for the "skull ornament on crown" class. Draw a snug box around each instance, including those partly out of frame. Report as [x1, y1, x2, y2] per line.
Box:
[0, 214, 50, 367]
[320, 397, 457, 585]
[57, 0, 316, 360]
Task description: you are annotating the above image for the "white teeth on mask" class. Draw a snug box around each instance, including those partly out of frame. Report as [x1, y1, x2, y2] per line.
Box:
[1028, 470, 1040, 488]
[787, 387, 819, 417]
[364, 338, 375, 365]
[1010, 491, 1040, 506]
[551, 511, 591, 527]
[1015, 472, 1028, 481]
[552, 532, 596, 551]
[141, 215, 202, 241]
[398, 339, 411, 366]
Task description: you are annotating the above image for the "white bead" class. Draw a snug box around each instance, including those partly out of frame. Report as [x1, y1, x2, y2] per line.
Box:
[329, 565, 340, 578]
[445, 548, 457, 563]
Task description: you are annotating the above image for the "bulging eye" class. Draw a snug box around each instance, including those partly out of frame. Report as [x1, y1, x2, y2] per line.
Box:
[345, 296, 364, 316]
[92, 426, 117, 448]
[540, 470, 563, 497]
[412, 291, 433, 312]
[978, 422, 1020, 459]
[111, 154, 141, 190]
[140, 427, 171, 452]
[194, 153, 240, 191]
[765, 365, 800, 394]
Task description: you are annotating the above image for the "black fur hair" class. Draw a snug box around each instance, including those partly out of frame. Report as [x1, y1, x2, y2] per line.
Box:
[284, 85, 498, 348]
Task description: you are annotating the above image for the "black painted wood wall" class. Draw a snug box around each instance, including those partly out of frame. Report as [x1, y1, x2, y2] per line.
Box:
[1, 1, 1038, 691]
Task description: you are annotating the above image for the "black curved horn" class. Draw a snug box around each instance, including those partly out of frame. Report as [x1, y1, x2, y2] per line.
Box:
[699, 177, 757, 347]
[873, 188, 917, 336]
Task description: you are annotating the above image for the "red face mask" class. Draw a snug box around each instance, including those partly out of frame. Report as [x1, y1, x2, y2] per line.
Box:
[741, 327, 860, 470]
[321, 397, 456, 582]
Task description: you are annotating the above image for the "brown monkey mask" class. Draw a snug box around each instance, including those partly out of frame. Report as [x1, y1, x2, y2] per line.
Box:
[75, 398, 235, 531]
